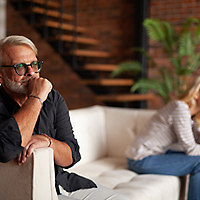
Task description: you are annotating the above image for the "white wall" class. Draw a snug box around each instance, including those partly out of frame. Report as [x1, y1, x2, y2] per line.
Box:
[0, 0, 6, 39]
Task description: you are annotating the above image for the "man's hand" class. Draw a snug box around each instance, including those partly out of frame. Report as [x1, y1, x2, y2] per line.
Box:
[15, 134, 74, 167]
[28, 77, 52, 102]
[15, 134, 50, 165]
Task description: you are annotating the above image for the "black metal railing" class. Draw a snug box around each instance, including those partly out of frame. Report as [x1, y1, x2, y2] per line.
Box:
[72, 0, 78, 69]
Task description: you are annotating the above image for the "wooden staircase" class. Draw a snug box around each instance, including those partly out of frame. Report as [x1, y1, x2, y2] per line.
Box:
[11, 0, 155, 107]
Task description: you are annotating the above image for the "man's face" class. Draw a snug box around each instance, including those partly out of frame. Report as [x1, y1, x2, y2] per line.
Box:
[0, 45, 39, 95]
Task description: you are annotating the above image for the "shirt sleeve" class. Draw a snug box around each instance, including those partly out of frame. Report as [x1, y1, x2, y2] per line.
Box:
[0, 103, 24, 163]
[53, 92, 81, 168]
[172, 102, 200, 155]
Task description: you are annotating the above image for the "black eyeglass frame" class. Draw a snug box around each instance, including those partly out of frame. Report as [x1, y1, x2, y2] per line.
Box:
[0, 60, 43, 76]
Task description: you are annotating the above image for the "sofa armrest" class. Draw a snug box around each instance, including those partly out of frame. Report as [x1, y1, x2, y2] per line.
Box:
[0, 147, 58, 200]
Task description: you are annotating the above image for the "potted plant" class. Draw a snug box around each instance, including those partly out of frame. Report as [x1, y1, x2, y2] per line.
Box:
[111, 18, 200, 103]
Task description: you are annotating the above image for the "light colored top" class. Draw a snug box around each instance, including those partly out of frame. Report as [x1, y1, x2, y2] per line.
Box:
[126, 100, 200, 160]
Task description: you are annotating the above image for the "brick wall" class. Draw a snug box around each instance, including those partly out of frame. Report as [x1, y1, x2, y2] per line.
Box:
[147, 0, 200, 109]
[63, 0, 136, 64]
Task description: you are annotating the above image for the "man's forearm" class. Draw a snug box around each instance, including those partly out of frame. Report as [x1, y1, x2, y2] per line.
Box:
[51, 138, 73, 167]
[13, 97, 42, 147]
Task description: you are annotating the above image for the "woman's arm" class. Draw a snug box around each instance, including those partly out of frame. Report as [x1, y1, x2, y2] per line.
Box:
[172, 103, 200, 155]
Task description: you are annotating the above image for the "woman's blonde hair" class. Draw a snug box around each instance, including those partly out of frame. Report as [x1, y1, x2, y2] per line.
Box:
[178, 76, 200, 125]
[0, 35, 38, 65]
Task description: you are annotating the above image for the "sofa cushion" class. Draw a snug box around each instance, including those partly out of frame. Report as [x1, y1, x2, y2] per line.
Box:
[115, 174, 180, 200]
[68, 156, 180, 200]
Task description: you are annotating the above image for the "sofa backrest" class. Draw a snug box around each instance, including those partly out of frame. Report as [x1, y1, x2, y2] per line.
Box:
[69, 105, 156, 165]
[69, 106, 107, 165]
[103, 106, 156, 158]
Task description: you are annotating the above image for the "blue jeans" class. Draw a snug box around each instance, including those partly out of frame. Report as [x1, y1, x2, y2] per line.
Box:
[128, 150, 200, 200]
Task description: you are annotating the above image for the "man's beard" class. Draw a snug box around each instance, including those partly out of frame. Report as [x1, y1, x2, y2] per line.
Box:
[2, 71, 33, 95]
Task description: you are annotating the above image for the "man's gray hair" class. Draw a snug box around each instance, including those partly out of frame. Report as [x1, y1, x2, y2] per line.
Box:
[0, 35, 38, 65]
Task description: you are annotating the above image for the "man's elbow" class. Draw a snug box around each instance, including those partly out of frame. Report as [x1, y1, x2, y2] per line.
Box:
[0, 154, 15, 163]
[0, 144, 23, 163]
[0, 148, 21, 163]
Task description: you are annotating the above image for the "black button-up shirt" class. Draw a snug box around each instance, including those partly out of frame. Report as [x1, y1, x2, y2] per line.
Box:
[0, 86, 96, 193]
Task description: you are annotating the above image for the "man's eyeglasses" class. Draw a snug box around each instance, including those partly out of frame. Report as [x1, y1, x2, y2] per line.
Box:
[0, 61, 43, 76]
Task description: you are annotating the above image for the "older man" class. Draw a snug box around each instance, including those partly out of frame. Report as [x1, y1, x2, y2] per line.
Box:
[0, 35, 130, 200]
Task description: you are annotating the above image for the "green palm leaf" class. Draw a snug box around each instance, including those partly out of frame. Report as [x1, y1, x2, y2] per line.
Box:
[160, 68, 173, 94]
[182, 18, 197, 32]
[178, 32, 193, 57]
[162, 21, 178, 55]
[143, 19, 165, 42]
[130, 79, 168, 100]
[181, 18, 200, 51]
[170, 57, 181, 73]
[110, 60, 142, 77]
[143, 19, 176, 55]
[187, 52, 200, 73]
[194, 19, 200, 46]
[132, 47, 156, 67]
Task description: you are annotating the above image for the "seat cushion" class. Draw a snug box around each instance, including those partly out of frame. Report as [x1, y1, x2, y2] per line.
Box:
[68, 157, 181, 200]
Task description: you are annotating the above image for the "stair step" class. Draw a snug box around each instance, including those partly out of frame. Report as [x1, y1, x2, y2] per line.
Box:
[83, 79, 134, 86]
[97, 93, 155, 102]
[33, 7, 74, 21]
[25, 0, 59, 8]
[71, 50, 111, 58]
[55, 35, 99, 45]
[81, 64, 117, 71]
[46, 20, 88, 33]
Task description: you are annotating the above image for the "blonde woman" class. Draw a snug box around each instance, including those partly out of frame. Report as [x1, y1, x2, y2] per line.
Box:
[126, 76, 200, 200]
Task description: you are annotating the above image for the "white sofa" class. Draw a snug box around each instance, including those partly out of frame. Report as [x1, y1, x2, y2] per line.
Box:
[0, 105, 187, 200]
[68, 105, 186, 200]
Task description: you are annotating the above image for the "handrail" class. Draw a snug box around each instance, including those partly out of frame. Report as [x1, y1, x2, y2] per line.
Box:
[72, 0, 78, 69]
[18, 0, 23, 10]
[30, 0, 35, 23]
[43, 0, 48, 37]
[58, 0, 63, 53]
